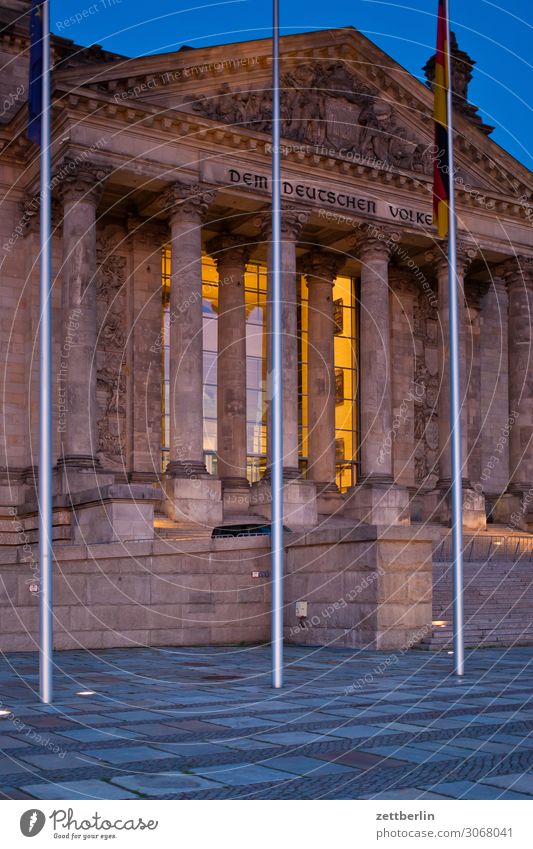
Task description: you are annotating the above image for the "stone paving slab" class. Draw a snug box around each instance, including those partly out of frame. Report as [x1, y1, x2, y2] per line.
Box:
[20, 779, 138, 800]
[1, 645, 533, 799]
[190, 762, 296, 786]
[109, 773, 220, 796]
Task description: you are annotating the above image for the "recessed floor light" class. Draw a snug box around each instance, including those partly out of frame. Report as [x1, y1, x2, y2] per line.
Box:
[76, 690, 96, 696]
[0, 709, 11, 717]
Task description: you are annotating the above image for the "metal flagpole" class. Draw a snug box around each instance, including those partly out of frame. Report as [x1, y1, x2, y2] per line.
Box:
[271, 0, 283, 688]
[444, 0, 464, 677]
[39, 0, 53, 703]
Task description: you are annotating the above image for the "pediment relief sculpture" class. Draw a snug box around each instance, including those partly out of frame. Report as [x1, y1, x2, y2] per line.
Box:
[188, 61, 433, 174]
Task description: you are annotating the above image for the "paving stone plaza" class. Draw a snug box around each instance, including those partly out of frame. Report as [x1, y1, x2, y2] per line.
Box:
[1, 645, 533, 800]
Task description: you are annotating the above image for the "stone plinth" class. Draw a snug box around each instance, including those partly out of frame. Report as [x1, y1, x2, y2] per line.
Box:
[163, 476, 222, 527]
[343, 478, 410, 526]
[250, 478, 317, 528]
[421, 482, 486, 531]
[71, 484, 162, 544]
[284, 525, 433, 651]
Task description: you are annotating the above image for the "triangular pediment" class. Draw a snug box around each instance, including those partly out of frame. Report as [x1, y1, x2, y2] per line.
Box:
[54, 27, 532, 199]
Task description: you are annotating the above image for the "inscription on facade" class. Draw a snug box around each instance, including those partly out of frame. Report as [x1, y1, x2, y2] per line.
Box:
[215, 166, 432, 228]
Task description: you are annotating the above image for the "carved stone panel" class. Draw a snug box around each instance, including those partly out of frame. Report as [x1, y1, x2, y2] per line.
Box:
[95, 230, 128, 468]
[413, 289, 440, 487]
[188, 61, 433, 174]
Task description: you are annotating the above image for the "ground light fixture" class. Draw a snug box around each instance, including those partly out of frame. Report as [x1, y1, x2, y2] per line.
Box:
[76, 690, 96, 696]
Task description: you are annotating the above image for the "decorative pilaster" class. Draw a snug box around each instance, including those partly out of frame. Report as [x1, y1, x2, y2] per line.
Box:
[497, 257, 533, 501]
[57, 159, 112, 492]
[389, 266, 419, 491]
[478, 275, 510, 519]
[207, 232, 251, 513]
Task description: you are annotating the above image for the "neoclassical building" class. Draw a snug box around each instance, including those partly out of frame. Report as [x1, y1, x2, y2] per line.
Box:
[0, 0, 532, 652]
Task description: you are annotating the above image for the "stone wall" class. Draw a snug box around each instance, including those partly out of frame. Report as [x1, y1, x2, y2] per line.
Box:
[284, 527, 433, 650]
[0, 527, 433, 652]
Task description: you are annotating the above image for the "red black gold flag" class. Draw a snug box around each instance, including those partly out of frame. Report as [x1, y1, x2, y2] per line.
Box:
[432, 0, 450, 239]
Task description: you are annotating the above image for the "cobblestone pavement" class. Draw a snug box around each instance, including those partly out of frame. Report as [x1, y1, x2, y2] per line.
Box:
[1, 644, 533, 800]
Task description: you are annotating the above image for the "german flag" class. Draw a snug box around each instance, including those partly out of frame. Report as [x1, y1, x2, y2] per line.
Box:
[432, 0, 450, 239]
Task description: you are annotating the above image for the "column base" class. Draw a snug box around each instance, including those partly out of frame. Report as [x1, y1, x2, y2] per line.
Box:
[165, 460, 210, 478]
[423, 480, 487, 530]
[343, 477, 410, 526]
[489, 488, 532, 530]
[71, 484, 162, 544]
[313, 481, 344, 517]
[250, 478, 317, 528]
[221, 477, 250, 516]
[163, 474, 222, 526]
[56, 456, 114, 496]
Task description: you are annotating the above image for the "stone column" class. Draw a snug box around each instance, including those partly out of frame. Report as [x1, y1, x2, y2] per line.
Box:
[302, 249, 344, 514]
[58, 160, 113, 494]
[497, 258, 533, 526]
[126, 216, 167, 483]
[344, 225, 409, 526]
[430, 240, 485, 528]
[388, 266, 418, 491]
[250, 207, 317, 528]
[160, 181, 222, 525]
[207, 233, 250, 515]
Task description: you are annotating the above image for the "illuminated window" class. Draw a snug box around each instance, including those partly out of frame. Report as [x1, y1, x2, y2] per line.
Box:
[299, 274, 359, 492]
[161, 249, 358, 490]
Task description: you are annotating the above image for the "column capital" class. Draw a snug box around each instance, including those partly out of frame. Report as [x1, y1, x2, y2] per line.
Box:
[258, 205, 310, 241]
[349, 222, 401, 260]
[160, 181, 216, 224]
[494, 255, 533, 290]
[20, 193, 62, 235]
[206, 232, 251, 269]
[301, 249, 344, 284]
[425, 238, 477, 275]
[388, 264, 420, 295]
[58, 158, 111, 205]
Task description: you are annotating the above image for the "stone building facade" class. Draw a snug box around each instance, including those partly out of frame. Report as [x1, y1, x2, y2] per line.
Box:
[0, 1, 532, 652]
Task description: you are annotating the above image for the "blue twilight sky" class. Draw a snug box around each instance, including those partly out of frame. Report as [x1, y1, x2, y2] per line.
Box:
[50, 0, 532, 169]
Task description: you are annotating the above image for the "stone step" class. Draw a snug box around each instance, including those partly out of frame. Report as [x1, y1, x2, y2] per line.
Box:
[422, 549, 533, 649]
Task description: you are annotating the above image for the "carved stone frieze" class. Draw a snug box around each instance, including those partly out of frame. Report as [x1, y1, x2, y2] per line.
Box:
[95, 228, 128, 466]
[413, 285, 440, 486]
[189, 61, 433, 174]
